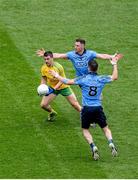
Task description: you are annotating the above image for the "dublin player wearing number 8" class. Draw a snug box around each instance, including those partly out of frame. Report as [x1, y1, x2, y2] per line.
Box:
[49, 53, 123, 160]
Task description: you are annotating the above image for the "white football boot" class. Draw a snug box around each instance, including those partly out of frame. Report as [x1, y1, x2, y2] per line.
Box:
[92, 146, 99, 160]
[109, 143, 118, 157]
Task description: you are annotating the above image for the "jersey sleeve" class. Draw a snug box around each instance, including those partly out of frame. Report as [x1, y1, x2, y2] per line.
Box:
[89, 50, 97, 59]
[41, 66, 46, 77]
[66, 51, 74, 60]
[74, 75, 85, 85]
[98, 75, 112, 84]
[57, 64, 66, 78]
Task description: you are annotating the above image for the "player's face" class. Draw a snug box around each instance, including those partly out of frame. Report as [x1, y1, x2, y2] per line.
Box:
[74, 42, 85, 53]
[44, 56, 53, 66]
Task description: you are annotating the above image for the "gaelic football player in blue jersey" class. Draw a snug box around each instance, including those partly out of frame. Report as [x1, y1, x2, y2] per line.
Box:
[37, 38, 119, 77]
[49, 54, 123, 160]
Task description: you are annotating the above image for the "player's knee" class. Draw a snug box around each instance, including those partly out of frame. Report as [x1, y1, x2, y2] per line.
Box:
[103, 126, 111, 134]
[40, 102, 44, 108]
[71, 101, 81, 110]
[70, 100, 78, 106]
[82, 129, 86, 138]
[82, 129, 88, 136]
[82, 129, 92, 142]
[40, 102, 48, 109]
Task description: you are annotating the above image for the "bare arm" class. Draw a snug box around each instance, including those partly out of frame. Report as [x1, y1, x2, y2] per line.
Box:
[96, 53, 116, 60]
[36, 48, 67, 59]
[53, 53, 67, 59]
[110, 53, 123, 81]
[41, 76, 64, 90]
[53, 81, 63, 90]
[49, 70, 75, 85]
[41, 76, 47, 84]
[111, 64, 118, 81]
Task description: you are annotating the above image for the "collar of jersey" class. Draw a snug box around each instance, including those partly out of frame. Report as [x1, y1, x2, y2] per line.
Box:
[88, 72, 98, 75]
[75, 49, 86, 56]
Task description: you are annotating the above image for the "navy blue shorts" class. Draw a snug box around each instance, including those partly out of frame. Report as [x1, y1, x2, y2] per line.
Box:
[81, 106, 107, 129]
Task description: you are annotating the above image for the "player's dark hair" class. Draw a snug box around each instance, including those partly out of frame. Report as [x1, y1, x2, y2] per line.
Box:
[75, 38, 86, 45]
[88, 60, 98, 72]
[44, 51, 53, 57]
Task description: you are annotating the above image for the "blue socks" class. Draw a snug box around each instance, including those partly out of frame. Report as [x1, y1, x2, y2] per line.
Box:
[90, 143, 95, 151]
[108, 139, 113, 144]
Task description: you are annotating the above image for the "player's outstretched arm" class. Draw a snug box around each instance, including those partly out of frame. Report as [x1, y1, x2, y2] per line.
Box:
[110, 54, 123, 81]
[110, 53, 123, 65]
[96, 52, 121, 60]
[36, 48, 45, 57]
[53, 81, 63, 90]
[36, 48, 67, 59]
[96, 53, 114, 60]
[49, 70, 74, 85]
[53, 53, 67, 59]
[111, 64, 118, 81]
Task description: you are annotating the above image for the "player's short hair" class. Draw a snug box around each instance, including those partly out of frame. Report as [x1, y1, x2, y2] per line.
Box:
[44, 51, 53, 57]
[88, 60, 98, 72]
[75, 38, 86, 45]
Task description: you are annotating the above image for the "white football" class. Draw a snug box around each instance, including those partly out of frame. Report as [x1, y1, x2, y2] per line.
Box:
[37, 84, 49, 96]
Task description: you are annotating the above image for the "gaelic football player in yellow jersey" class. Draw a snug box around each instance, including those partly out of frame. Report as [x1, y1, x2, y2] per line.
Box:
[39, 51, 81, 121]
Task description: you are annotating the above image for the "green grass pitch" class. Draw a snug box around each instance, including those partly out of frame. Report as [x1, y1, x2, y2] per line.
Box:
[0, 0, 138, 178]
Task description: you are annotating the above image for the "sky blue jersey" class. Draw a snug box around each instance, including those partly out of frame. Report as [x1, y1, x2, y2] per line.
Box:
[66, 49, 97, 76]
[74, 72, 112, 106]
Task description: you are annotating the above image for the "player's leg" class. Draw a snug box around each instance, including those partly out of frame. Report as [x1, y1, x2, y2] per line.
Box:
[102, 126, 118, 157]
[59, 87, 81, 112]
[96, 106, 117, 156]
[82, 129, 99, 160]
[96, 106, 117, 157]
[40, 93, 57, 121]
[102, 125, 112, 140]
[40, 93, 56, 111]
[65, 93, 82, 112]
[81, 106, 99, 160]
[90, 93, 104, 129]
[82, 128, 94, 144]
[95, 106, 117, 156]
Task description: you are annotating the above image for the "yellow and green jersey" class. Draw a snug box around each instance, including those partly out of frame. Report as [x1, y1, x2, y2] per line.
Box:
[41, 62, 69, 90]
